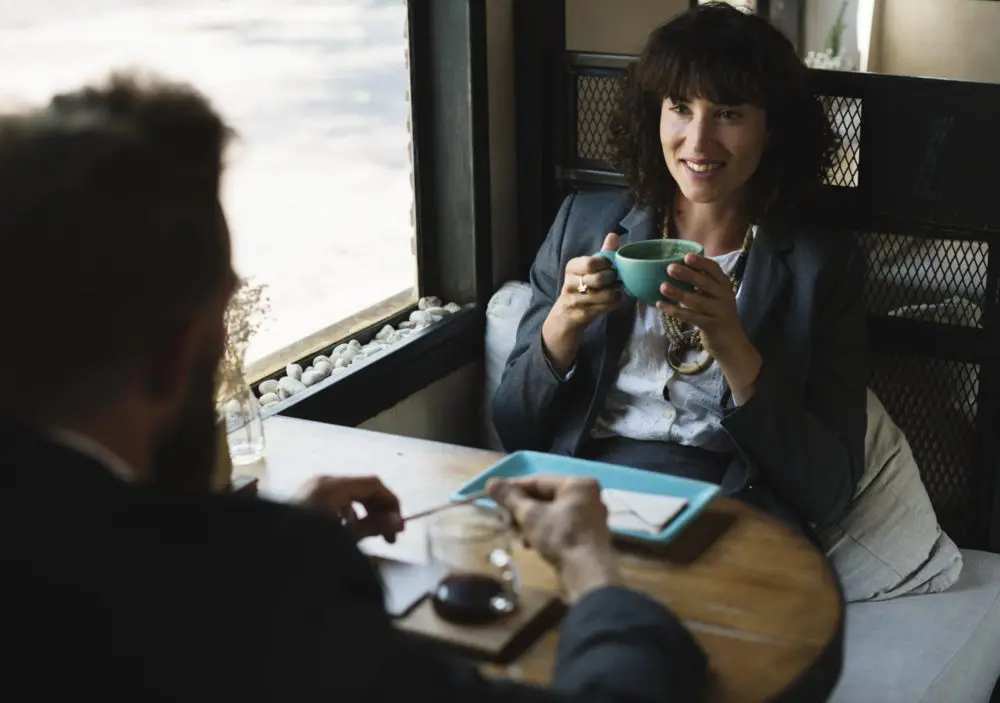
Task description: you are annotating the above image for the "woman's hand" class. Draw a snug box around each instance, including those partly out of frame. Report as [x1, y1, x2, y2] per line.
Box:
[541, 233, 621, 375]
[657, 253, 763, 403]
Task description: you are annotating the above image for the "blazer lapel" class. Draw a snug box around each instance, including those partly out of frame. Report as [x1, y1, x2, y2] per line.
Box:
[737, 220, 793, 343]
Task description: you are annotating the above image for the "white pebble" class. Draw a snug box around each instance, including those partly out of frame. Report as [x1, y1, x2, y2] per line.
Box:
[398, 320, 416, 330]
[418, 296, 442, 311]
[301, 369, 325, 387]
[375, 324, 394, 341]
[349, 339, 362, 349]
[314, 360, 334, 376]
[260, 392, 280, 406]
[258, 379, 279, 395]
[225, 398, 242, 415]
[362, 343, 386, 357]
[332, 343, 350, 357]
[313, 355, 330, 367]
[278, 376, 307, 398]
[340, 346, 360, 362]
[333, 357, 348, 369]
[409, 310, 430, 325]
[285, 363, 303, 381]
[444, 302, 461, 313]
[425, 306, 449, 317]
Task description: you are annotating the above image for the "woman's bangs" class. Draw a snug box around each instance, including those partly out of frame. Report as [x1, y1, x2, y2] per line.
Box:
[655, 44, 767, 107]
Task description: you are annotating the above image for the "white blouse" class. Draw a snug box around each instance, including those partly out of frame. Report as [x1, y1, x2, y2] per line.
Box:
[590, 246, 745, 453]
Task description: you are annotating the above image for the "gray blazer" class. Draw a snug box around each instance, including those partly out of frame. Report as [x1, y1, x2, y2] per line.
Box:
[492, 189, 868, 527]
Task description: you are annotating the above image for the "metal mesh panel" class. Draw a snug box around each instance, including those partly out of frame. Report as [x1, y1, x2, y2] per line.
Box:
[858, 232, 989, 327]
[870, 354, 980, 542]
[575, 73, 620, 162]
[819, 95, 861, 188]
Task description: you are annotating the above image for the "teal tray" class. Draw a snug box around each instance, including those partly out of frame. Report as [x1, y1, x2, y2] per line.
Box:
[451, 450, 720, 545]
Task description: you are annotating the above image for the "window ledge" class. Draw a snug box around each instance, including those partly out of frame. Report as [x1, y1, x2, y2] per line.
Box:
[260, 305, 482, 427]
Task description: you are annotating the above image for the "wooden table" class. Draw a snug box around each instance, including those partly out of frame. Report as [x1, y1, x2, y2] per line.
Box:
[249, 416, 844, 702]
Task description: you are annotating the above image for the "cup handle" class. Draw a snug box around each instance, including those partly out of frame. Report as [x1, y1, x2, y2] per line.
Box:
[593, 250, 618, 282]
[593, 250, 616, 267]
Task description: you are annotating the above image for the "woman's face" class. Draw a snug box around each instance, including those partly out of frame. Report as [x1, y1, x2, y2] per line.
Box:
[660, 96, 769, 209]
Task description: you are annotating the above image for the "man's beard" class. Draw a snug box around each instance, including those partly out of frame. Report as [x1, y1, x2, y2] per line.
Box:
[148, 353, 220, 493]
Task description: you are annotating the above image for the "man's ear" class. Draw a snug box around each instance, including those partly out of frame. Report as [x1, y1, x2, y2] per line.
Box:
[142, 315, 207, 409]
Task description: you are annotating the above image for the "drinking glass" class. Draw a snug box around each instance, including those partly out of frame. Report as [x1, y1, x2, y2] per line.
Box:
[425, 502, 520, 624]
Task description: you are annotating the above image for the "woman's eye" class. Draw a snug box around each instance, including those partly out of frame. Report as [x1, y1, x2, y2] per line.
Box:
[670, 104, 691, 115]
[718, 109, 742, 120]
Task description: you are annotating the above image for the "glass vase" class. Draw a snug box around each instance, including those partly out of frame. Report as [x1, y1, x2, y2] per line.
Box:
[217, 370, 266, 466]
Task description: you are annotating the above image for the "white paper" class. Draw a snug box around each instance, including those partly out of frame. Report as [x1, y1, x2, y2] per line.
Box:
[371, 557, 446, 618]
[601, 488, 688, 535]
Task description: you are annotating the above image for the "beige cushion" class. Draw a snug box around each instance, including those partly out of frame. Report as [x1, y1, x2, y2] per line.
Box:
[818, 390, 963, 602]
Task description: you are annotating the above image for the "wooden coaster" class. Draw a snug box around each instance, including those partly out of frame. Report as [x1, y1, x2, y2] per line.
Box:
[395, 585, 566, 664]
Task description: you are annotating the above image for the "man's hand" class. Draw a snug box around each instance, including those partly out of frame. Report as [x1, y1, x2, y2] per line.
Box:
[297, 475, 404, 543]
[487, 475, 620, 602]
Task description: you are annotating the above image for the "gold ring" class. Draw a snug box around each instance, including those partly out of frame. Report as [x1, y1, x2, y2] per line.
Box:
[577, 275, 589, 294]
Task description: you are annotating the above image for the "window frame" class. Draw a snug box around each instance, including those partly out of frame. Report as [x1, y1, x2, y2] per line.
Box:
[257, 0, 492, 427]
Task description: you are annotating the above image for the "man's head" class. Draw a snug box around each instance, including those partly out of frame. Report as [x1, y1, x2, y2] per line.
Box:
[0, 72, 237, 489]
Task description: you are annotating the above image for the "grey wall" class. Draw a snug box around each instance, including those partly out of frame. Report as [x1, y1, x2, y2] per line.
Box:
[874, 0, 1000, 83]
[566, 0, 689, 54]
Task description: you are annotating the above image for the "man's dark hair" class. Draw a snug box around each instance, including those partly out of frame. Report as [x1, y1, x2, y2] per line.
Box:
[0, 72, 234, 416]
[608, 2, 838, 222]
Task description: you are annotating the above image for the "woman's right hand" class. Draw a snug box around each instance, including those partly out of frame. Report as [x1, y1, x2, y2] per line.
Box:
[541, 232, 621, 375]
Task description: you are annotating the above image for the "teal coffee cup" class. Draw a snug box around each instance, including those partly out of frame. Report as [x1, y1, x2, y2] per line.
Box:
[596, 239, 705, 306]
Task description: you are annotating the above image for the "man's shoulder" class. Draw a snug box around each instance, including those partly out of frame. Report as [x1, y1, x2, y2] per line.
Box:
[165, 491, 363, 561]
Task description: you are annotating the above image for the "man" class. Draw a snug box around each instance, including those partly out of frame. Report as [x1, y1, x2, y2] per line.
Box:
[2, 73, 706, 701]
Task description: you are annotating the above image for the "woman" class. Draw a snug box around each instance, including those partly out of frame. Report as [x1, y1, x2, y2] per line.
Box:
[492, 3, 867, 531]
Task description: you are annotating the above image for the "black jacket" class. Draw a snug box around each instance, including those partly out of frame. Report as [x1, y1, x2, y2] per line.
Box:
[4, 420, 707, 702]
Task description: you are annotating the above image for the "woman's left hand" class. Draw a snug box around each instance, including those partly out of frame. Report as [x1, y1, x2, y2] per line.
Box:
[657, 254, 748, 359]
[657, 253, 763, 403]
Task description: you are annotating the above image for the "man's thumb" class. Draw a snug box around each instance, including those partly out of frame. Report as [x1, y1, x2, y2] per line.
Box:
[601, 232, 620, 252]
[487, 479, 530, 525]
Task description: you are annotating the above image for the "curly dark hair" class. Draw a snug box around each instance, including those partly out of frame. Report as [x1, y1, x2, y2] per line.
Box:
[608, 2, 838, 222]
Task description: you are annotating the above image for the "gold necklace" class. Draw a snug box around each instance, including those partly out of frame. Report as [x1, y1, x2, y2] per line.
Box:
[662, 217, 754, 375]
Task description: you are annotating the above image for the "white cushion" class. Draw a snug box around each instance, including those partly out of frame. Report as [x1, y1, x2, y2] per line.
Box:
[829, 549, 1000, 703]
[818, 390, 964, 602]
[482, 282, 533, 451]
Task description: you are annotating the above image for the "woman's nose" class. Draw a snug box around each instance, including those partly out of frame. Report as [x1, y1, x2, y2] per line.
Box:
[686, 114, 716, 151]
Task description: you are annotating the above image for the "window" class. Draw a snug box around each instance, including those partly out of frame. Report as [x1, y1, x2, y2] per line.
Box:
[0, 0, 417, 375]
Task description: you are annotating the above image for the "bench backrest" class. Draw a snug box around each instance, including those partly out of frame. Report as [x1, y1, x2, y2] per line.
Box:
[549, 54, 1000, 551]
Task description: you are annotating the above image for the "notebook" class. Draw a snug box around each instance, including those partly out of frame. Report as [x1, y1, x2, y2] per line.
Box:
[601, 488, 688, 535]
